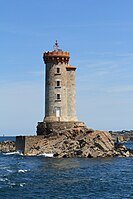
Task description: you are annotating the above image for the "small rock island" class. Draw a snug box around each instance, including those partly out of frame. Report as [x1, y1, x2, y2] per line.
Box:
[1, 41, 133, 158]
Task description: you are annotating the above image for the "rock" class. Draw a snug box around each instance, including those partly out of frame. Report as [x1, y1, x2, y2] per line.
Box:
[3, 126, 133, 158]
[0, 140, 16, 153]
[114, 143, 133, 157]
[21, 126, 125, 158]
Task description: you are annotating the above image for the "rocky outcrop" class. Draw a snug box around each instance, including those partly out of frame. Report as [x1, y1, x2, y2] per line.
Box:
[19, 126, 133, 158]
[111, 131, 133, 142]
[114, 143, 133, 157]
[0, 140, 16, 153]
[1, 127, 133, 158]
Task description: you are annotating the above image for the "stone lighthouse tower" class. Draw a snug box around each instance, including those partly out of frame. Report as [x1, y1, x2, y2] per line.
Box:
[37, 41, 81, 135]
[44, 41, 77, 122]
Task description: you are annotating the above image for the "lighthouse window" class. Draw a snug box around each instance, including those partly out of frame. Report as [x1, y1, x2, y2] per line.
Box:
[55, 67, 61, 76]
[57, 68, 60, 73]
[57, 94, 61, 100]
[57, 81, 60, 87]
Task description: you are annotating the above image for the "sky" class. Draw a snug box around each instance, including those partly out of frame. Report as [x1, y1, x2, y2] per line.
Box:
[0, 0, 133, 135]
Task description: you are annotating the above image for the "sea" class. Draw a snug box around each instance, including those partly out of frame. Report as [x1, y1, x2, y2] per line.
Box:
[0, 137, 133, 199]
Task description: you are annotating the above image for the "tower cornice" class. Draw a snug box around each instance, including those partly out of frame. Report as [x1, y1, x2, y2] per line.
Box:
[43, 51, 70, 64]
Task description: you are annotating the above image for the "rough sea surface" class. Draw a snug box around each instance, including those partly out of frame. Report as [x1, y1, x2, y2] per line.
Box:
[0, 137, 133, 199]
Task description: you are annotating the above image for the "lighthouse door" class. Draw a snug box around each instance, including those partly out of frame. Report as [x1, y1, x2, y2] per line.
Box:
[56, 107, 61, 120]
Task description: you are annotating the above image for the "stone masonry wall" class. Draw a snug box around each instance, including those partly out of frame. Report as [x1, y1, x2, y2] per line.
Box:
[44, 62, 68, 121]
[16, 136, 44, 155]
[67, 69, 77, 121]
[16, 136, 25, 153]
[37, 121, 85, 135]
[44, 51, 77, 122]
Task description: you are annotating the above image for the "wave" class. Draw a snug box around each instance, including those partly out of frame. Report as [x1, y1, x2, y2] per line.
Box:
[7, 169, 14, 173]
[38, 153, 54, 157]
[20, 183, 26, 187]
[18, 169, 29, 173]
[2, 151, 54, 157]
[3, 151, 23, 156]
[9, 182, 26, 187]
[0, 178, 8, 182]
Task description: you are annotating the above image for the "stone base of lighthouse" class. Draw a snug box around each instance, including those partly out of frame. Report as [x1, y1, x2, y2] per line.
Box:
[36, 121, 85, 136]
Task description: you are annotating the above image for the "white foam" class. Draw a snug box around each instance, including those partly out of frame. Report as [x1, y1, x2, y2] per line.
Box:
[10, 182, 16, 186]
[3, 151, 54, 157]
[0, 178, 8, 182]
[20, 184, 23, 187]
[39, 153, 54, 157]
[3, 151, 23, 156]
[18, 169, 28, 173]
[7, 169, 13, 173]
[20, 183, 25, 187]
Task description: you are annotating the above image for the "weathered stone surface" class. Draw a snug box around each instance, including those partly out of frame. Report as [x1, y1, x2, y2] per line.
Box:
[37, 121, 85, 135]
[0, 140, 16, 153]
[114, 143, 133, 157]
[111, 131, 133, 142]
[16, 126, 133, 158]
[44, 51, 77, 122]
[2, 127, 133, 158]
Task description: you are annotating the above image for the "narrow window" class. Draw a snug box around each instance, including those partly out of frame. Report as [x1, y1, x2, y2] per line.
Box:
[57, 94, 61, 100]
[57, 68, 60, 73]
[57, 81, 60, 87]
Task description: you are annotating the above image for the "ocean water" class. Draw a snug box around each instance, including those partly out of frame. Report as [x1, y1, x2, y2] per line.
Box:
[0, 137, 133, 199]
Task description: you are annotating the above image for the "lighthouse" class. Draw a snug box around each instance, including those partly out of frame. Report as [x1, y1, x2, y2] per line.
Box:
[37, 41, 82, 135]
[44, 41, 77, 122]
